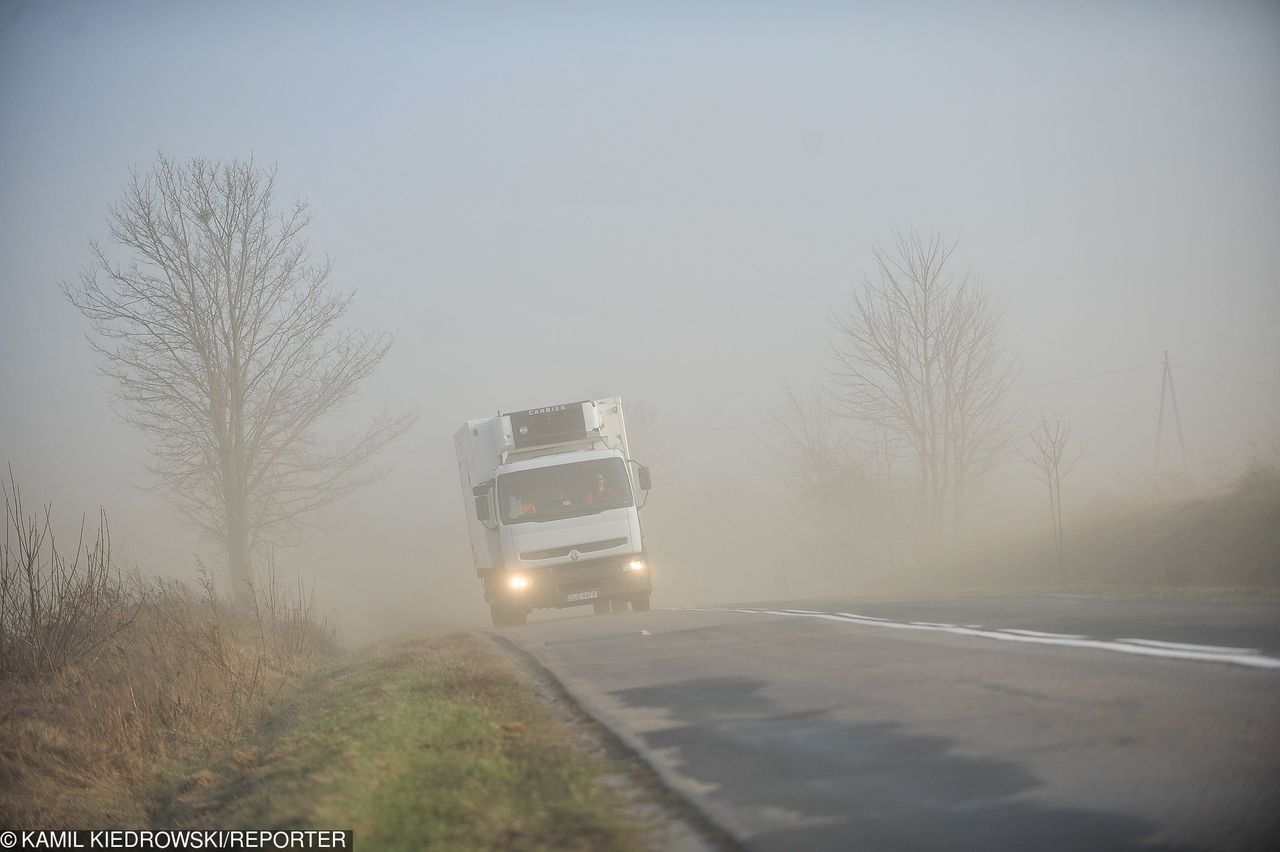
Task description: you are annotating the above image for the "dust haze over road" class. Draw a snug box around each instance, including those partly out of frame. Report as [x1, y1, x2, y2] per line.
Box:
[1, 3, 1279, 847]
[1, 1, 1278, 640]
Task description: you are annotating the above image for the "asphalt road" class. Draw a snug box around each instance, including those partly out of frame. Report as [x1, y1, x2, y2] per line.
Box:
[496, 595, 1280, 851]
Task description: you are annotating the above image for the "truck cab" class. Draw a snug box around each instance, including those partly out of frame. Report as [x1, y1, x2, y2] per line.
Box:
[455, 399, 652, 626]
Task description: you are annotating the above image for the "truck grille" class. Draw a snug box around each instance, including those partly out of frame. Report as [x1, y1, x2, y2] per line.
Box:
[519, 538, 628, 561]
[550, 557, 628, 594]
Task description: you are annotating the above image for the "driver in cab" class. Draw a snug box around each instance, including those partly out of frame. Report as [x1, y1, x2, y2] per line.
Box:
[584, 472, 619, 507]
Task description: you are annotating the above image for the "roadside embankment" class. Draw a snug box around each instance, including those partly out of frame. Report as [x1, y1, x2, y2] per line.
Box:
[155, 631, 654, 851]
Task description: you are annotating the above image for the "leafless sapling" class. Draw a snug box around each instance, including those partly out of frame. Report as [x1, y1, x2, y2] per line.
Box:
[1019, 411, 1085, 583]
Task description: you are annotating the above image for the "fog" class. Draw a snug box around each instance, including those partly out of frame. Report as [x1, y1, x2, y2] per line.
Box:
[2, 1, 1278, 644]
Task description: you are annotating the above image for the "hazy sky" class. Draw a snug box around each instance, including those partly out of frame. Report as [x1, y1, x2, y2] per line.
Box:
[2, 1, 1278, 621]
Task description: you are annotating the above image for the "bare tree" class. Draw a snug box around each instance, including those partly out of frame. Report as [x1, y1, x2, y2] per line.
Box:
[771, 385, 915, 572]
[768, 383, 891, 587]
[830, 228, 1019, 536]
[1019, 411, 1085, 582]
[768, 383, 860, 508]
[63, 155, 416, 602]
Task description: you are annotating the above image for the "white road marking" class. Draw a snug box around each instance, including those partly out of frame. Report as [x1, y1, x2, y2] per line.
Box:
[669, 607, 1280, 671]
[1117, 637, 1261, 655]
[783, 608, 891, 621]
[1001, 628, 1089, 639]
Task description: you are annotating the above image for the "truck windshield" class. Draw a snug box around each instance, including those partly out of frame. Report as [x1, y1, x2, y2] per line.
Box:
[497, 458, 634, 524]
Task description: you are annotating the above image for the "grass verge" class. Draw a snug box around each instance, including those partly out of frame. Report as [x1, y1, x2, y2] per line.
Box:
[156, 631, 649, 852]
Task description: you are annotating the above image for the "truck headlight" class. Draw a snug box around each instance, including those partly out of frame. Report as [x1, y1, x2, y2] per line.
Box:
[508, 574, 530, 591]
[627, 559, 647, 572]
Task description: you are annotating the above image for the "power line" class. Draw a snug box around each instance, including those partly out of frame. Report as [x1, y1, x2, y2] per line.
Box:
[661, 362, 1171, 436]
[1171, 363, 1280, 390]
[387, 358, 1277, 453]
[1012, 360, 1280, 392]
[653, 420, 772, 437]
[1012, 362, 1162, 391]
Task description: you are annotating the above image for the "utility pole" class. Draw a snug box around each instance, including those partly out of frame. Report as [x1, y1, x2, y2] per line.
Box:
[1154, 350, 1188, 475]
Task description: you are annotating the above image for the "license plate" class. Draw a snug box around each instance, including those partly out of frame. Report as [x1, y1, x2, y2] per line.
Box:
[566, 590, 599, 602]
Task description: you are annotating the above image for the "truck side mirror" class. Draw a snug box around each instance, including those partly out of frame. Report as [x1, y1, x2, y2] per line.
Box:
[638, 466, 652, 491]
[474, 495, 491, 522]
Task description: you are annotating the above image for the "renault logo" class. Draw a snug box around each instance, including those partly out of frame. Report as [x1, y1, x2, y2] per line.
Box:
[569, 550, 581, 562]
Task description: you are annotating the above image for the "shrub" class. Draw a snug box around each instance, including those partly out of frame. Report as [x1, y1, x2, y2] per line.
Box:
[0, 470, 337, 826]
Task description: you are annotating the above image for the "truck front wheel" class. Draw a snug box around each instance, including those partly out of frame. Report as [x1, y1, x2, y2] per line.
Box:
[629, 592, 651, 612]
[592, 599, 611, 616]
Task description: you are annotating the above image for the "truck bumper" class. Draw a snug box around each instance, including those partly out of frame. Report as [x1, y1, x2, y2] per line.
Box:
[491, 554, 652, 610]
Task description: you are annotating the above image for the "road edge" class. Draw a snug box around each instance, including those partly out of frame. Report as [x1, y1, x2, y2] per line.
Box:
[488, 632, 743, 852]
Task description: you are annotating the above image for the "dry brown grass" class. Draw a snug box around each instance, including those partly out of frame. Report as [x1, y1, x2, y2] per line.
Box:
[0, 474, 337, 827]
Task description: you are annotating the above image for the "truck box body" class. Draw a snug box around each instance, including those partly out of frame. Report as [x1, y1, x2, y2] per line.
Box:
[454, 398, 651, 625]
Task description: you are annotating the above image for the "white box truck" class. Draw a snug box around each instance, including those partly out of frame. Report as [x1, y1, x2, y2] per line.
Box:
[455, 397, 653, 626]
